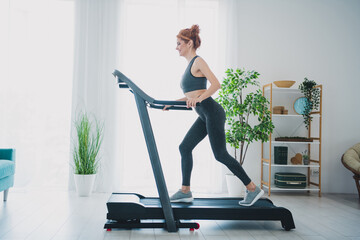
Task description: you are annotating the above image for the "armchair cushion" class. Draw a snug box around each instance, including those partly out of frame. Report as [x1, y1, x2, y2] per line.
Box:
[351, 143, 360, 157]
[0, 160, 15, 179]
[0, 149, 15, 162]
[343, 143, 360, 174]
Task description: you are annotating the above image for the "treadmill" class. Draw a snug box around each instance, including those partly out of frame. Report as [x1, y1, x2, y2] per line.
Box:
[105, 70, 295, 232]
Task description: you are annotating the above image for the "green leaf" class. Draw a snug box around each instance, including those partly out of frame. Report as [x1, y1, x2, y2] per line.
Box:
[72, 111, 104, 174]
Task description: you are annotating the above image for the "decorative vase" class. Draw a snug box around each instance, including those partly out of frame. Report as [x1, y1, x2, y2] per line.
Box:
[225, 173, 245, 197]
[74, 174, 96, 197]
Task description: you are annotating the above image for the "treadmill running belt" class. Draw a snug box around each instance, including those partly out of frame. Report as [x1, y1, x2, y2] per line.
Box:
[141, 197, 275, 208]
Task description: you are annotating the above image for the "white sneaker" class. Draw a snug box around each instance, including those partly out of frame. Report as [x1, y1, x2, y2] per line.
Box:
[239, 186, 264, 206]
[170, 189, 194, 203]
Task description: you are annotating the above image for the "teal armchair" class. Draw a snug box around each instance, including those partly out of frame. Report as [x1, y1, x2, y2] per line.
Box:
[0, 149, 15, 201]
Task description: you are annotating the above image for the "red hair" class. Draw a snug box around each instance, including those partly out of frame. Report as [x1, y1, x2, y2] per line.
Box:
[177, 24, 201, 50]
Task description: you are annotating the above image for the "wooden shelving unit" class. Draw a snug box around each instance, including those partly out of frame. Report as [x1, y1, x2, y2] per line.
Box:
[261, 83, 322, 196]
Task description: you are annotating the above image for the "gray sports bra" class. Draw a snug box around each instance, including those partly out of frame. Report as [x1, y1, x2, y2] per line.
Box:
[180, 56, 207, 93]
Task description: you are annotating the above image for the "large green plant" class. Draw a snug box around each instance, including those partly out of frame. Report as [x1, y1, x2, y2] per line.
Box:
[298, 77, 320, 130]
[72, 112, 104, 174]
[216, 68, 274, 165]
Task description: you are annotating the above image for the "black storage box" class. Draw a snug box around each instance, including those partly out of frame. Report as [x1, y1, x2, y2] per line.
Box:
[274, 146, 288, 165]
[274, 172, 307, 188]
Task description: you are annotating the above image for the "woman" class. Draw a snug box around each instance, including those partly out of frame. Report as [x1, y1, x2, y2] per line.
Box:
[165, 25, 264, 206]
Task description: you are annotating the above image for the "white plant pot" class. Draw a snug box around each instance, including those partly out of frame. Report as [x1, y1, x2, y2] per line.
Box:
[74, 174, 96, 197]
[225, 173, 245, 197]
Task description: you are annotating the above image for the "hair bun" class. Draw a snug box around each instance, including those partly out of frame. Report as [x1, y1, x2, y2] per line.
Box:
[190, 24, 200, 35]
[177, 25, 201, 50]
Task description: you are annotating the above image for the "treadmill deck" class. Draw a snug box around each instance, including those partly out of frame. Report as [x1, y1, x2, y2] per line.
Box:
[105, 193, 295, 231]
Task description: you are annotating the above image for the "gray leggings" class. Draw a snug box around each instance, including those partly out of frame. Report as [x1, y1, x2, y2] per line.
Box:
[179, 97, 252, 186]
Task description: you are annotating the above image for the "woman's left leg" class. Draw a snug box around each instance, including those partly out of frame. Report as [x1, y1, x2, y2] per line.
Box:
[179, 117, 208, 187]
[170, 117, 207, 203]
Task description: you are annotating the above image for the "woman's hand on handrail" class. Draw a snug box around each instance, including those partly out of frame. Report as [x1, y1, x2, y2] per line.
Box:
[162, 97, 188, 111]
[163, 105, 173, 111]
[186, 97, 202, 108]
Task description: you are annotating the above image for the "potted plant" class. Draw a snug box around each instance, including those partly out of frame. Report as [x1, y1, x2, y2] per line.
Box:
[298, 77, 320, 129]
[302, 150, 309, 165]
[72, 111, 104, 196]
[216, 68, 274, 196]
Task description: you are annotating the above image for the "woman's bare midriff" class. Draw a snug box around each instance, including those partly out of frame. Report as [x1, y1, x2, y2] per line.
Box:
[184, 89, 206, 99]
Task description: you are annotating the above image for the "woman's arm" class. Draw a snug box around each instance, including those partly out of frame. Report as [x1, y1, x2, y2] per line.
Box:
[187, 58, 221, 107]
[197, 58, 221, 102]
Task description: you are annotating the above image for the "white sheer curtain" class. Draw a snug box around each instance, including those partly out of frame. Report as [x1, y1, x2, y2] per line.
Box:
[0, 0, 74, 190]
[69, 0, 122, 192]
[69, 0, 241, 194]
[219, 0, 241, 68]
[219, 0, 264, 183]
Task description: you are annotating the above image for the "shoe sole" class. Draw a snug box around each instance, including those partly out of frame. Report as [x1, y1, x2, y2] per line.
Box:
[170, 197, 194, 203]
[238, 189, 264, 207]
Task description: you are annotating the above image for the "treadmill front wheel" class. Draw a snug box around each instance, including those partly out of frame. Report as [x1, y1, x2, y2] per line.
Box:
[195, 222, 200, 229]
[189, 222, 200, 231]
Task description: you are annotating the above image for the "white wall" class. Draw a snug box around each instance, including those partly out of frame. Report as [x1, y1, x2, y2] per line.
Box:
[235, 0, 360, 194]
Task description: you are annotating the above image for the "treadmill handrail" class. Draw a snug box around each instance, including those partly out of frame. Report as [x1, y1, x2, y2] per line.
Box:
[149, 104, 190, 111]
[113, 69, 155, 103]
[113, 69, 199, 109]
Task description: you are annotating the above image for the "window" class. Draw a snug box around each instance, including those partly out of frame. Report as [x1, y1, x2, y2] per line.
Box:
[0, 0, 74, 189]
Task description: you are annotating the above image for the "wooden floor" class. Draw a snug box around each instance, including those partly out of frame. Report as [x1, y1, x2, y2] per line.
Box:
[0, 190, 359, 240]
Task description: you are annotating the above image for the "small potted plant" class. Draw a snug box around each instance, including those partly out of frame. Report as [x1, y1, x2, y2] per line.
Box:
[216, 68, 274, 196]
[298, 77, 320, 129]
[302, 150, 309, 165]
[72, 111, 104, 196]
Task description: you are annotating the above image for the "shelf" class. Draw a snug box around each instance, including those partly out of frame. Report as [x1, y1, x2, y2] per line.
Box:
[262, 184, 320, 192]
[272, 114, 320, 117]
[272, 114, 302, 117]
[263, 163, 320, 168]
[264, 87, 302, 94]
[261, 83, 322, 197]
[271, 141, 320, 145]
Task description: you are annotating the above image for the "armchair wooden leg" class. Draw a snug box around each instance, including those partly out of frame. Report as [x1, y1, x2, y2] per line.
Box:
[4, 189, 9, 201]
[353, 175, 360, 199]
